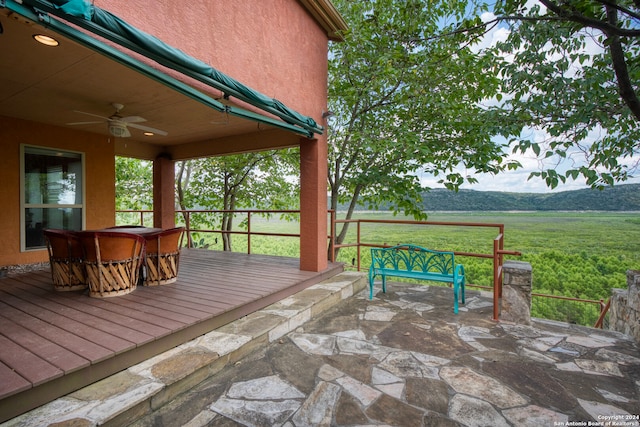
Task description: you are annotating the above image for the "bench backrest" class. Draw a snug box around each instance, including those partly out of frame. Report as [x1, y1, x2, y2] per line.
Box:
[371, 244, 455, 275]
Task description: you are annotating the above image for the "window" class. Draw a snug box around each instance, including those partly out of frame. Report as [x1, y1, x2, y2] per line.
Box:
[21, 146, 84, 250]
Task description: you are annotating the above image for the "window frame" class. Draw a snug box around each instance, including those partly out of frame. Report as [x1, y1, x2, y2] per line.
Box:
[20, 144, 86, 252]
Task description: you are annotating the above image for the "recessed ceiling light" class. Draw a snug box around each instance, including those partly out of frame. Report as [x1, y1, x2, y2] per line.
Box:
[143, 132, 154, 136]
[33, 34, 59, 46]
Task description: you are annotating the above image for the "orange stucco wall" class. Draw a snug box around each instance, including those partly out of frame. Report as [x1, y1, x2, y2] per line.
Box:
[94, 0, 329, 122]
[0, 116, 116, 267]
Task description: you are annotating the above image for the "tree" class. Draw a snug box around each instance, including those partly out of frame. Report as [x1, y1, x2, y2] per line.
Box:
[476, 0, 640, 188]
[176, 150, 298, 251]
[115, 156, 152, 211]
[328, 0, 519, 250]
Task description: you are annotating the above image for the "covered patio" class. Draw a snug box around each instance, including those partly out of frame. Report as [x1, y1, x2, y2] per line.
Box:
[0, 0, 348, 421]
[0, 249, 343, 421]
[0, 0, 347, 270]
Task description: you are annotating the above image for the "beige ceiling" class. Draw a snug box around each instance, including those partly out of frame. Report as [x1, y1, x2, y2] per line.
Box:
[0, 10, 304, 160]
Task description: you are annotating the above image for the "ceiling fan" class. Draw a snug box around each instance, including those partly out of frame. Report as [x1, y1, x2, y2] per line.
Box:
[67, 103, 168, 137]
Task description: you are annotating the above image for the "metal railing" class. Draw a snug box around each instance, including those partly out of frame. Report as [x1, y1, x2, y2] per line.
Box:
[115, 209, 311, 253]
[177, 209, 303, 252]
[532, 293, 609, 328]
[329, 215, 521, 320]
[116, 209, 611, 327]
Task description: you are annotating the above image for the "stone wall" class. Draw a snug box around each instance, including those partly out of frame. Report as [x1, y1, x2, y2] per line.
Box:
[609, 270, 640, 344]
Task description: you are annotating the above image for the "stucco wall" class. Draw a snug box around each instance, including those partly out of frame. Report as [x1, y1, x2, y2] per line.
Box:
[94, 0, 330, 123]
[0, 116, 116, 266]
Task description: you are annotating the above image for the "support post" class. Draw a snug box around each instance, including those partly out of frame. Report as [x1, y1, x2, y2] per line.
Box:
[153, 154, 176, 230]
[299, 138, 328, 272]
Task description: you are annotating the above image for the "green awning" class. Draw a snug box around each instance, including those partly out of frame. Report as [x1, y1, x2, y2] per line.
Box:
[4, 0, 323, 138]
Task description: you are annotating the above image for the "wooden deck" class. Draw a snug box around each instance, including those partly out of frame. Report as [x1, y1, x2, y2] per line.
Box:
[0, 249, 343, 421]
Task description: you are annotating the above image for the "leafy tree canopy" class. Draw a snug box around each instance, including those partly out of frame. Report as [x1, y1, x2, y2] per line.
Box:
[477, 0, 640, 188]
[175, 150, 299, 250]
[115, 156, 152, 210]
[328, 0, 520, 245]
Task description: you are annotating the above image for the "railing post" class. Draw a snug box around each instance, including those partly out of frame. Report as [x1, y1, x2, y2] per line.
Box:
[247, 212, 251, 254]
[185, 212, 192, 248]
[493, 236, 501, 320]
[357, 220, 361, 271]
[330, 210, 336, 263]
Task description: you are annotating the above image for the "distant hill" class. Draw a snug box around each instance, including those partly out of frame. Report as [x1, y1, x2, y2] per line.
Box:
[338, 183, 640, 211]
[420, 183, 640, 211]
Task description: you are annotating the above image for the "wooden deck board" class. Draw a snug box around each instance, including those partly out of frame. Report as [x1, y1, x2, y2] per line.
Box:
[0, 362, 31, 400]
[0, 333, 63, 385]
[0, 292, 134, 352]
[0, 249, 343, 421]
[0, 301, 114, 362]
[0, 315, 90, 373]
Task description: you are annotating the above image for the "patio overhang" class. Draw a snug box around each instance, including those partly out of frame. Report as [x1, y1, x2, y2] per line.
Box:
[0, 0, 325, 160]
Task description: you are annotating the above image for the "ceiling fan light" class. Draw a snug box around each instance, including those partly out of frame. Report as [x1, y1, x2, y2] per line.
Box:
[33, 34, 59, 47]
[108, 122, 130, 138]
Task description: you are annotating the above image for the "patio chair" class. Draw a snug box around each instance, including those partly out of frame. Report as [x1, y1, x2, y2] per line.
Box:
[43, 229, 87, 291]
[78, 231, 146, 298]
[143, 227, 185, 286]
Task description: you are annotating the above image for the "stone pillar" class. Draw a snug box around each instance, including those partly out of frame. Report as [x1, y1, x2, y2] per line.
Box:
[609, 270, 640, 344]
[501, 260, 532, 325]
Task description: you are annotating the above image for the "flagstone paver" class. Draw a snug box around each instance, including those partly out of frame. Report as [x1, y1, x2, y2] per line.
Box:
[4, 275, 640, 427]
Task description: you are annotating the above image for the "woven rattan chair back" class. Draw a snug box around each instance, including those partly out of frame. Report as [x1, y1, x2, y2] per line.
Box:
[143, 227, 185, 286]
[78, 231, 145, 298]
[43, 229, 87, 291]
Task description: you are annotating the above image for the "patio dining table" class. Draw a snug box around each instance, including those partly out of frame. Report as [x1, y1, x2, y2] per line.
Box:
[98, 226, 163, 235]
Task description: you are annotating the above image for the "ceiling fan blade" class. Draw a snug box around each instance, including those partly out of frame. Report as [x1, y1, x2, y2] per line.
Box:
[121, 115, 147, 124]
[67, 120, 102, 126]
[128, 122, 168, 136]
[73, 110, 110, 121]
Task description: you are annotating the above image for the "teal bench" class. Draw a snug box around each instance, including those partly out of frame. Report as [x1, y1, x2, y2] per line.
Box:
[368, 244, 466, 313]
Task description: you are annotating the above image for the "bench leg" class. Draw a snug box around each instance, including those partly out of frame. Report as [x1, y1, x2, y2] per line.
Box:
[453, 284, 459, 314]
[452, 279, 466, 314]
[368, 269, 375, 300]
[368, 269, 389, 300]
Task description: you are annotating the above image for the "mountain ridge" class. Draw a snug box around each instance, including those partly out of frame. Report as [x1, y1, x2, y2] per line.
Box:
[418, 183, 640, 211]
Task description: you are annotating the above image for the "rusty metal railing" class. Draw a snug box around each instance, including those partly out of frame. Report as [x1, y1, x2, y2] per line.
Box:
[330, 217, 521, 320]
[116, 209, 610, 327]
[116, 209, 334, 254]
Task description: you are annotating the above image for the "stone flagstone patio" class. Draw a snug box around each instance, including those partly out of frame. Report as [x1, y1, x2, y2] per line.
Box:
[4, 273, 640, 426]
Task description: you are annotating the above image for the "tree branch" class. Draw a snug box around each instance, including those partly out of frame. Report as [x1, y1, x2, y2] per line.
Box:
[539, 0, 640, 37]
[605, 4, 640, 120]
